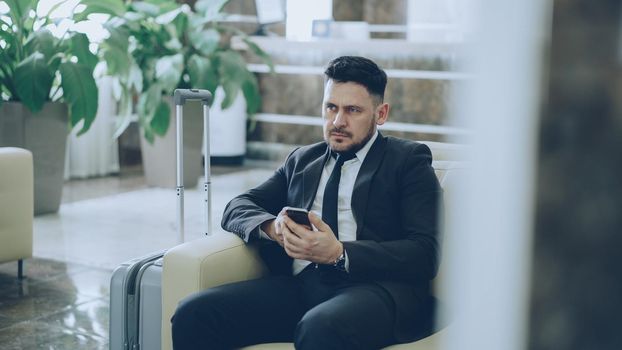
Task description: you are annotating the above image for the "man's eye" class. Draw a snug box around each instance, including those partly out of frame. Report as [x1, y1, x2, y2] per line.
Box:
[326, 105, 337, 111]
[348, 107, 360, 113]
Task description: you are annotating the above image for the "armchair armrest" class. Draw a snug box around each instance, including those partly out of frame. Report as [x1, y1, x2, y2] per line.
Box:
[0, 147, 33, 265]
[161, 233, 268, 350]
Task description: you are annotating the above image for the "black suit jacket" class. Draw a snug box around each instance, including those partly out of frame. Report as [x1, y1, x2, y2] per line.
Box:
[221, 133, 442, 342]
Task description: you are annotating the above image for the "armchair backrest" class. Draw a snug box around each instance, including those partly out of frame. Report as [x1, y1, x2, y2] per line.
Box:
[424, 141, 470, 298]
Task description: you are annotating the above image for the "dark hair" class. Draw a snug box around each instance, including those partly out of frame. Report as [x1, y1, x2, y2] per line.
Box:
[324, 56, 388, 104]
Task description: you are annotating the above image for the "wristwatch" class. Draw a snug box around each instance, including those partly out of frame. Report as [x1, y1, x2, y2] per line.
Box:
[333, 249, 347, 272]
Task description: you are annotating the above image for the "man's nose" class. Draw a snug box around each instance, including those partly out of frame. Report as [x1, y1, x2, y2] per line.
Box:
[333, 111, 347, 127]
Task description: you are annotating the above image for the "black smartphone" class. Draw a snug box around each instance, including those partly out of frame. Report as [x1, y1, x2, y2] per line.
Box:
[284, 207, 311, 227]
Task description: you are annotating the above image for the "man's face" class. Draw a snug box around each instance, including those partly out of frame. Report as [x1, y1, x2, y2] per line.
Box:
[322, 80, 388, 153]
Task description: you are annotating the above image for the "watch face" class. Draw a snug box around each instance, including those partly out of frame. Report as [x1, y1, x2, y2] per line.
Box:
[334, 253, 346, 271]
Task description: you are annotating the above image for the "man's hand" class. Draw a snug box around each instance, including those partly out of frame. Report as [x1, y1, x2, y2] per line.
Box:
[282, 211, 342, 264]
[260, 209, 287, 246]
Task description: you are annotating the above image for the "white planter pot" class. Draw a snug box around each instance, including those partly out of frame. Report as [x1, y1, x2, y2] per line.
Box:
[208, 86, 247, 163]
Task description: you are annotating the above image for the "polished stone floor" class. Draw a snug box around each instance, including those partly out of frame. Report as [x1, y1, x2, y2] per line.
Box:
[0, 161, 276, 349]
[0, 259, 110, 349]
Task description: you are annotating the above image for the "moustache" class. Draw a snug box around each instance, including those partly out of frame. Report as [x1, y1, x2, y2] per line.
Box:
[329, 128, 352, 137]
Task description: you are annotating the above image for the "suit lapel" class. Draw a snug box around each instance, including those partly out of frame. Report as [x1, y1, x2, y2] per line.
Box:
[302, 146, 331, 210]
[352, 135, 386, 235]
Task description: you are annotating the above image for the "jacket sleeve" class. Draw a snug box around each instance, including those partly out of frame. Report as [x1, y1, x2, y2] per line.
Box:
[221, 150, 297, 242]
[343, 143, 442, 284]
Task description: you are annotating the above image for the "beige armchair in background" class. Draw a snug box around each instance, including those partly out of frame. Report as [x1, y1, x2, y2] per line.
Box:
[162, 142, 468, 350]
[0, 147, 34, 279]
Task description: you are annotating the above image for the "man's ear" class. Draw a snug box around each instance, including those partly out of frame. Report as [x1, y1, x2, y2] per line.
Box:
[376, 103, 389, 125]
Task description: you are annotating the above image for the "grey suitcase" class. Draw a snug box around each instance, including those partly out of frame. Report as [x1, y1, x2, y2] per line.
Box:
[109, 89, 213, 350]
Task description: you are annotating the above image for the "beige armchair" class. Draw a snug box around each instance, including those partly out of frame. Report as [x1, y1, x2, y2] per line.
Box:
[0, 147, 34, 279]
[162, 142, 467, 350]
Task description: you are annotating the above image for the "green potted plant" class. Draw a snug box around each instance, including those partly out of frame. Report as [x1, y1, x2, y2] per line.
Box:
[0, 0, 123, 214]
[101, 0, 272, 187]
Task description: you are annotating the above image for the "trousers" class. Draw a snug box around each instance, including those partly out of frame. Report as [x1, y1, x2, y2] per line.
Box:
[171, 265, 398, 349]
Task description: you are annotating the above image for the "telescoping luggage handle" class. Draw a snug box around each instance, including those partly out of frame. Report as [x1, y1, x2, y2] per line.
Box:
[173, 89, 212, 243]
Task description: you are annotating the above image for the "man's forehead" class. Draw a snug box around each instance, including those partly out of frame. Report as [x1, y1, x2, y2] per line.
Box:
[323, 80, 372, 101]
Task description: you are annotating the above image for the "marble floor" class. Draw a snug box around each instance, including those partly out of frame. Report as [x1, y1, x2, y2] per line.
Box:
[0, 161, 276, 349]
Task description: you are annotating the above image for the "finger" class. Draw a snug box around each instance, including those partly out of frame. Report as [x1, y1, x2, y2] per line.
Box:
[275, 220, 282, 235]
[281, 222, 292, 236]
[283, 227, 316, 255]
[284, 246, 306, 260]
[308, 211, 332, 234]
[284, 239, 306, 255]
[275, 230, 284, 244]
[281, 224, 298, 242]
[283, 237, 309, 258]
[283, 226, 307, 248]
[283, 217, 314, 239]
[275, 211, 289, 235]
[281, 220, 300, 240]
[282, 217, 303, 238]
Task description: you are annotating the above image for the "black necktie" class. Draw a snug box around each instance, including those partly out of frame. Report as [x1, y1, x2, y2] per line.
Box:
[322, 151, 355, 238]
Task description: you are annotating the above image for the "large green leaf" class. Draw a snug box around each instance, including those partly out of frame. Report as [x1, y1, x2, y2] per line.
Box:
[103, 20, 130, 52]
[60, 62, 98, 135]
[215, 51, 247, 109]
[241, 72, 260, 114]
[142, 124, 155, 143]
[14, 51, 54, 112]
[154, 6, 183, 25]
[188, 28, 220, 56]
[142, 58, 157, 87]
[150, 100, 170, 136]
[112, 87, 133, 138]
[0, 24, 13, 49]
[220, 80, 239, 110]
[101, 23, 131, 76]
[216, 51, 247, 80]
[172, 6, 188, 37]
[187, 54, 218, 94]
[0, 28, 14, 73]
[137, 83, 162, 125]
[159, 14, 183, 52]
[154, 54, 183, 92]
[74, 0, 126, 22]
[69, 33, 98, 71]
[4, 0, 36, 26]
[242, 37, 274, 72]
[23, 29, 56, 60]
[103, 46, 131, 77]
[137, 83, 165, 143]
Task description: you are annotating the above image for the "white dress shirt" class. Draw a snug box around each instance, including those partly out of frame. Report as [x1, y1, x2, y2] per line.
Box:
[291, 131, 379, 274]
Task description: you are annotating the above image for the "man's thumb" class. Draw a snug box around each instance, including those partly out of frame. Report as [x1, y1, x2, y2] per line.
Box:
[309, 211, 329, 231]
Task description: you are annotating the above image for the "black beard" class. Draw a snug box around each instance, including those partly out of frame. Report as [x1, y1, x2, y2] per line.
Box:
[328, 124, 376, 155]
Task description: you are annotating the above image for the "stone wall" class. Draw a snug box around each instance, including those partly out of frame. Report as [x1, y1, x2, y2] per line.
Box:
[246, 46, 457, 145]
[184, 0, 460, 153]
[333, 0, 408, 39]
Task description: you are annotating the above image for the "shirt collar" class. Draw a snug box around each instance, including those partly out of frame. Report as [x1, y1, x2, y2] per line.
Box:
[353, 130, 379, 163]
